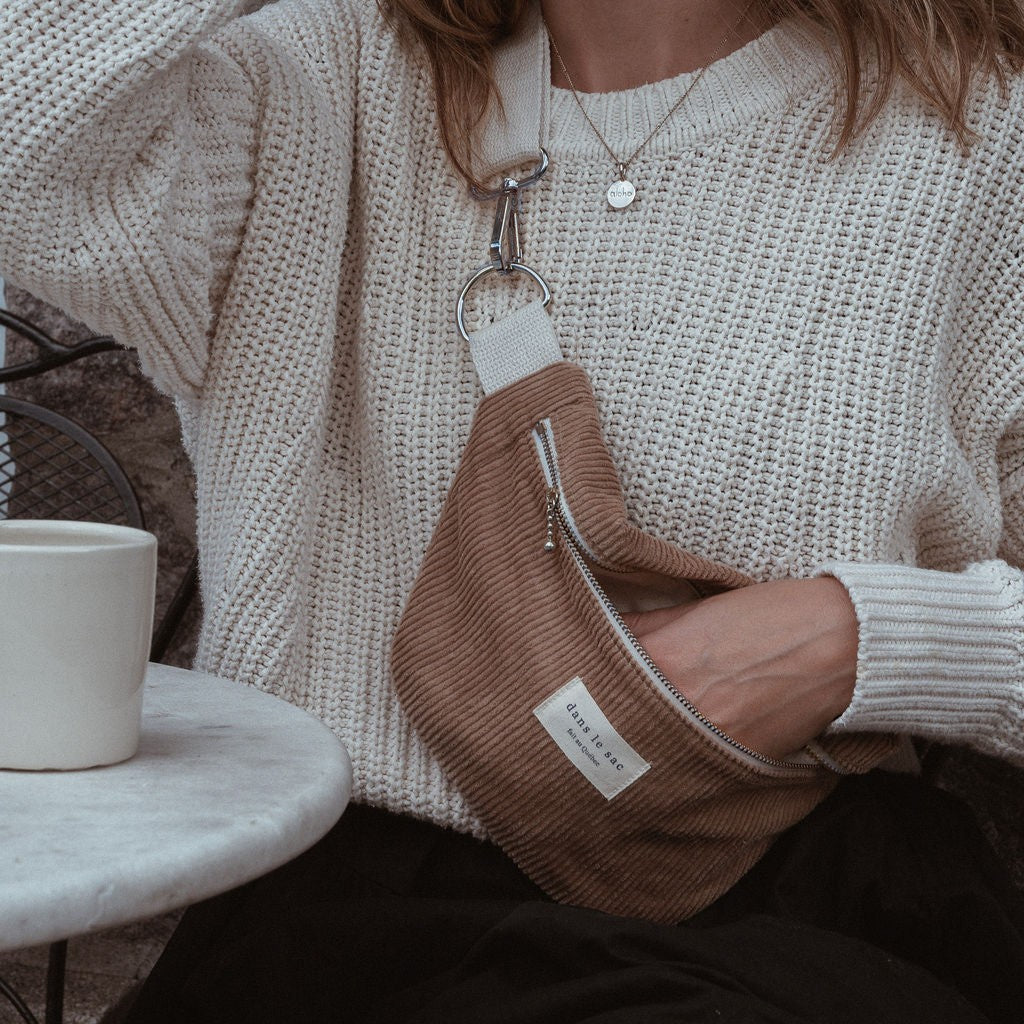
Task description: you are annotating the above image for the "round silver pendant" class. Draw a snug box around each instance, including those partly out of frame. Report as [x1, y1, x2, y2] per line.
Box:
[606, 178, 636, 209]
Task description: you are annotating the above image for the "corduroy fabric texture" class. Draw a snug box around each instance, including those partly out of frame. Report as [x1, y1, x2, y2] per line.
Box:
[391, 356, 896, 921]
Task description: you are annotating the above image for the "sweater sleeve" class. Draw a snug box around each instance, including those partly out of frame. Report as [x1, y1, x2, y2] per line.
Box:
[812, 415, 1024, 767]
[0, 0, 354, 398]
[808, 98, 1024, 768]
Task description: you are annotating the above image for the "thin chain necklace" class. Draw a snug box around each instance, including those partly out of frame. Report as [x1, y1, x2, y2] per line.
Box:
[546, 0, 757, 209]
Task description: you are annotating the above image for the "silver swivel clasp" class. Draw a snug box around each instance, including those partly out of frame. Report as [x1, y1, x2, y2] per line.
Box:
[457, 150, 552, 343]
[488, 174, 525, 274]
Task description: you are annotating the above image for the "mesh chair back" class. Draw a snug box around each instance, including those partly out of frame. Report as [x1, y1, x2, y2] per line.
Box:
[0, 310, 199, 664]
[0, 396, 143, 528]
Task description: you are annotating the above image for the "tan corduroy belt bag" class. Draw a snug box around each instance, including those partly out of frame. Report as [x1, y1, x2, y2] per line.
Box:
[392, 300, 897, 924]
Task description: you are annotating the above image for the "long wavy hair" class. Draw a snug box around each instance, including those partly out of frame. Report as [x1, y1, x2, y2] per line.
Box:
[375, 0, 1024, 189]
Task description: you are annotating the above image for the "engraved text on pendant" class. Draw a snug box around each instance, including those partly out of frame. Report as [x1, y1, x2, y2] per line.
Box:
[607, 178, 636, 209]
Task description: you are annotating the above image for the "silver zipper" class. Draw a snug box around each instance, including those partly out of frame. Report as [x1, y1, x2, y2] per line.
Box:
[532, 421, 813, 774]
[533, 419, 617, 568]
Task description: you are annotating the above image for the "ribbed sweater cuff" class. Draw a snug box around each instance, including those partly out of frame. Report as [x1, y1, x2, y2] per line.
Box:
[811, 560, 1024, 763]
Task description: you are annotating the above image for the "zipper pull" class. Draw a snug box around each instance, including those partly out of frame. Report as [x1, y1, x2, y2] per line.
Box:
[544, 487, 559, 552]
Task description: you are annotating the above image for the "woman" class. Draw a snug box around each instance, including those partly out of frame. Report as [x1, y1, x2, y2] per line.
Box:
[1, 0, 1022, 1020]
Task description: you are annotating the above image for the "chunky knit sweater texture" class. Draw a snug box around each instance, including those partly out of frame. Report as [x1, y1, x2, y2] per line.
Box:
[1, 0, 1022, 834]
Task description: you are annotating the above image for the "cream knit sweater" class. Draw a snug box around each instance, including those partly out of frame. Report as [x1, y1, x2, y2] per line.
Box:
[1, 0, 1022, 835]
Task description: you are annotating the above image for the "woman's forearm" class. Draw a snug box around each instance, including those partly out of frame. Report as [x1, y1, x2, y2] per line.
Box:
[623, 576, 859, 760]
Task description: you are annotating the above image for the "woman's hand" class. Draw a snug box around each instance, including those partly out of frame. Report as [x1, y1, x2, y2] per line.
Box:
[620, 577, 859, 760]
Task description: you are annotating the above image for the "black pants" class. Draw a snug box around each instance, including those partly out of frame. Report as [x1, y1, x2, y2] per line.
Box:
[126, 773, 1023, 1023]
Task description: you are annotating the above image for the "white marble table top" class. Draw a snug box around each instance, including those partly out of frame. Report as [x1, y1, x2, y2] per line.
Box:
[0, 663, 352, 951]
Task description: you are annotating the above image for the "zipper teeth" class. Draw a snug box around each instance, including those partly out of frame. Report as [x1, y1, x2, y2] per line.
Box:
[539, 421, 718, 600]
[534, 423, 808, 773]
[535, 422, 622, 572]
[557, 514, 802, 771]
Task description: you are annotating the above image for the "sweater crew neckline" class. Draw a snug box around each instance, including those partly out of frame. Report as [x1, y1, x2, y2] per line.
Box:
[547, 18, 833, 158]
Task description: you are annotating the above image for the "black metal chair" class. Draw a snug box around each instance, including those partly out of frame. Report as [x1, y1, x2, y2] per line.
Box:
[0, 393, 198, 665]
[0, 395, 144, 527]
[0, 307, 199, 1024]
[0, 308, 199, 664]
[0, 308, 127, 382]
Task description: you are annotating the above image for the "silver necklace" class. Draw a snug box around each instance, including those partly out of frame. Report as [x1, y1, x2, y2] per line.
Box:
[545, 0, 757, 209]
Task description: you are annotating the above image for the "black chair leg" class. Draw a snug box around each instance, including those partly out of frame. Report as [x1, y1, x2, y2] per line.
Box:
[149, 553, 199, 664]
[44, 941, 66, 1024]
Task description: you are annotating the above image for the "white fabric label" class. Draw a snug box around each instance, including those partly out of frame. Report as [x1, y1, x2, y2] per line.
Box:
[534, 677, 651, 800]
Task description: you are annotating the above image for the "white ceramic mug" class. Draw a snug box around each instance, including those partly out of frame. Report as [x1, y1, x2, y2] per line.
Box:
[0, 520, 157, 769]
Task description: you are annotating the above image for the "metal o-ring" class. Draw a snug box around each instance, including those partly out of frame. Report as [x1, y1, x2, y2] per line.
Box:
[455, 262, 552, 343]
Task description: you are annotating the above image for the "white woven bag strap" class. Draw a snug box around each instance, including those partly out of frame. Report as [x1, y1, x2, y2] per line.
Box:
[460, 1, 561, 394]
[476, 0, 550, 184]
[467, 299, 563, 395]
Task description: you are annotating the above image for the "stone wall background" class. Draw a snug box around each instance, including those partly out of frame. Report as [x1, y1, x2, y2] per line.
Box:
[3, 285, 200, 668]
